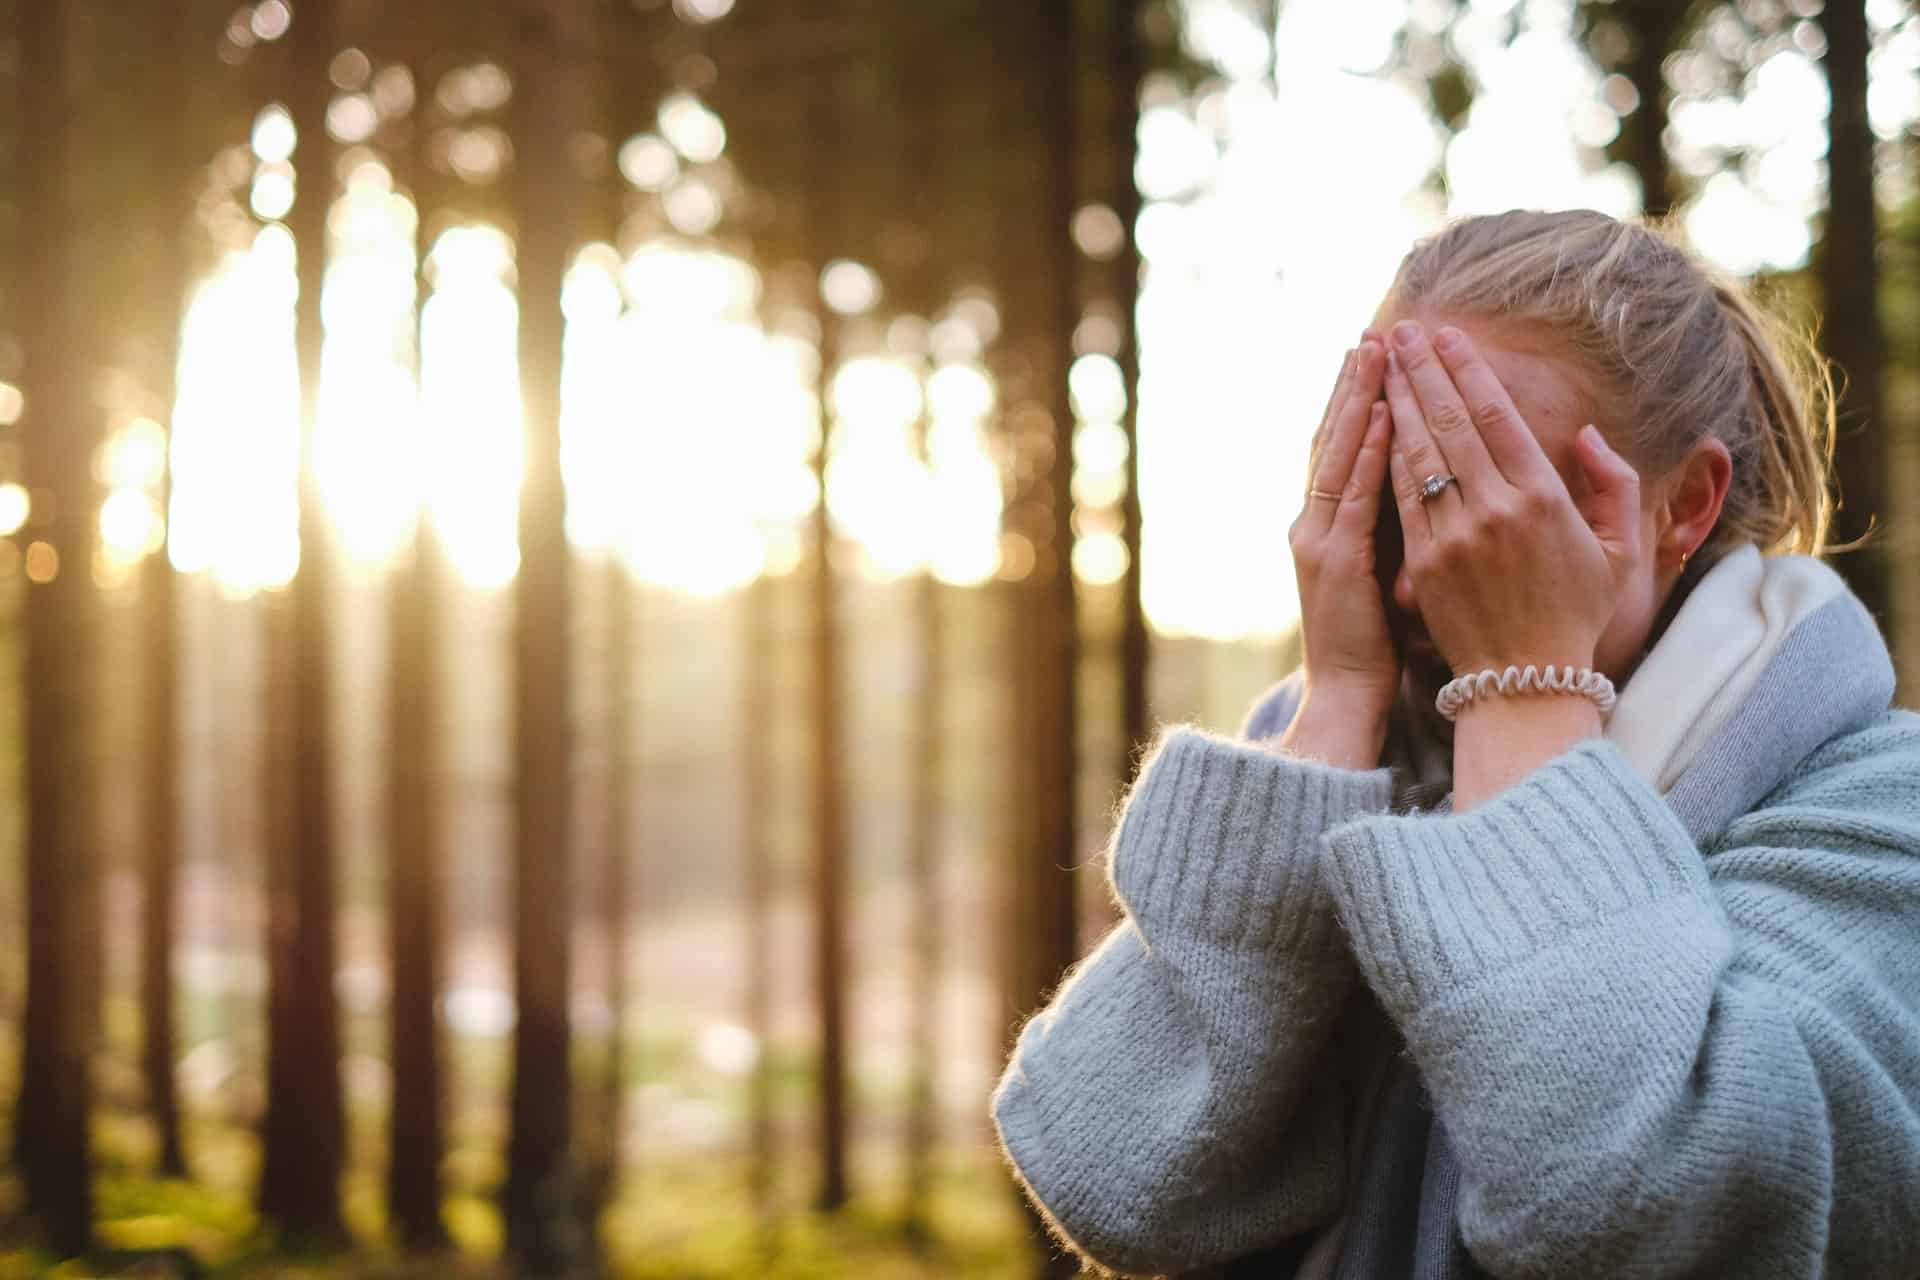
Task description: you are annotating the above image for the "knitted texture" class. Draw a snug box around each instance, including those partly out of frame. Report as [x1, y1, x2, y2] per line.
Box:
[1322, 729, 1920, 1277]
[991, 727, 1394, 1274]
[996, 551, 1920, 1277]
[995, 714, 1920, 1278]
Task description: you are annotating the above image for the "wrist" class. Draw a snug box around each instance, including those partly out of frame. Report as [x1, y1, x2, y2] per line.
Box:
[1453, 691, 1602, 733]
[1450, 693, 1602, 810]
[1279, 683, 1393, 771]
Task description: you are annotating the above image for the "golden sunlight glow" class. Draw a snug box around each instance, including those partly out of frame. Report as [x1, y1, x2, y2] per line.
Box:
[600, 243, 795, 595]
[169, 224, 300, 593]
[422, 224, 522, 589]
[154, 1, 1903, 637]
[100, 489, 164, 561]
[251, 105, 296, 162]
[315, 159, 421, 569]
[0, 484, 29, 537]
[924, 364, 1003, 587]
[825, 355, 927, 581]
[104, 418, 170, 490]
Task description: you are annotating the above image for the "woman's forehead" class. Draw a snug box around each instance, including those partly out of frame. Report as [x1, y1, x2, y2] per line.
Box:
[1384, 306, 1599, 465]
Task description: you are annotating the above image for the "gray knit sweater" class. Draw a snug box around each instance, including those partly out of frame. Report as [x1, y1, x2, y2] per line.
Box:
[993, 588, 1920, 1277]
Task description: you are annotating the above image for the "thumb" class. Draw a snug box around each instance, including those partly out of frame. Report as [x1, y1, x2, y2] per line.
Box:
[1575, 424, 1640, 558]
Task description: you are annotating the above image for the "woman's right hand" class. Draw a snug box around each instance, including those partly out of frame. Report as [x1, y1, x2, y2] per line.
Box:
[1280, 335, 1398, 770]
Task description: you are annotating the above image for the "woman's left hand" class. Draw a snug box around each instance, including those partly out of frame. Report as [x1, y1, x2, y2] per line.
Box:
[1380, 320, 1641, 677]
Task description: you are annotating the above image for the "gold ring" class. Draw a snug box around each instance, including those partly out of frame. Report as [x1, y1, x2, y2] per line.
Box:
[1308, 488, 1343, 501]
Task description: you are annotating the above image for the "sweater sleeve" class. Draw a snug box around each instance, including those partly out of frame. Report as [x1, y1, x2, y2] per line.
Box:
[1320, 727, 1920, 1279]
[992, 724, 1395, 1276]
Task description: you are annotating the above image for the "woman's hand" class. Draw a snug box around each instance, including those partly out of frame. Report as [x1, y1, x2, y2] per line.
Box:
[1280, 334, 1397, 771]
[1380, 320, 1643, 805]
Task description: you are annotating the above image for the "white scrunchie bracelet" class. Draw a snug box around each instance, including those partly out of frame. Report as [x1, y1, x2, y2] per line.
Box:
[1435, 664, 1617, 722]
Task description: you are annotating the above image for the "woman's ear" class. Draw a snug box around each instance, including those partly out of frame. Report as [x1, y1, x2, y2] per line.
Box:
[1658, 436, 1733, 568]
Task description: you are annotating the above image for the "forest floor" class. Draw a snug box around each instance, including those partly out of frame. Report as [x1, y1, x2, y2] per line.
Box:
[0, 1154, 1042, 1277]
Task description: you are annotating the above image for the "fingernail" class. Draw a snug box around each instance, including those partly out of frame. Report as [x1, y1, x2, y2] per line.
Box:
[1581, 423, 1605, 450]
[1434, 326, 1464, 354]
[1386, 349, 1402, 377]
[1391, 320, 1422, 349]
[1358, 337, 1381, 361]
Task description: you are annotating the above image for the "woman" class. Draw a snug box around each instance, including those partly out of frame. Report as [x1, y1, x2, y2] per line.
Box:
[991, 210, 1920, 1278]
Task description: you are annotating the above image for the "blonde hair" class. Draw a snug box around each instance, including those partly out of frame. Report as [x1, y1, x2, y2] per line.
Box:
[1385, 209, 1836, 556]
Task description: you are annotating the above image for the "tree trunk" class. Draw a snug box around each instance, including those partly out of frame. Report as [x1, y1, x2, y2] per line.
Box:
[899, 14, 946, 1244]
[1818, 0, 1890, 627]
[596, 553, 635, 1205]
[14, 0, 99, 1255]
[383, 31, 453, 1251]
[904, 562, 943, 1241]
[1112, 0, 1149, 773]
[995, 2, 1084, 1273]
[258, 0, 348, 1247]
[386, 517, 450, 1251]
[742, 568, 777, 1233]
[385, 524, 449, 1250]
[140, 0, 196, 1185]
[1619, 0, 1685, 220]
[504, 0, 592, 1271]
[802, 0, 852, 1215]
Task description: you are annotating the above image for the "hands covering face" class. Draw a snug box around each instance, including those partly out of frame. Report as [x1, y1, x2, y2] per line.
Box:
[1377, 320, 1640, 678]
[1288, 334, 1400, 724]
[1290, 320, 1643, 729]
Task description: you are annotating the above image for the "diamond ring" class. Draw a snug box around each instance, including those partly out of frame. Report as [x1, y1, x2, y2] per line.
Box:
[1418, 473, 1459, 504]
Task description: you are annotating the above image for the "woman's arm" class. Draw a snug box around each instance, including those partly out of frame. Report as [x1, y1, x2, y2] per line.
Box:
[992, 716, 1393, 1276]
[1320, 722, 1920, 1278]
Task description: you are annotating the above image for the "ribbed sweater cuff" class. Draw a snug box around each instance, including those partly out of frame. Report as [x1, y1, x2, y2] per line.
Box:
[1110, 727, 1395, 953]
[1322, 740, 1716, 1026]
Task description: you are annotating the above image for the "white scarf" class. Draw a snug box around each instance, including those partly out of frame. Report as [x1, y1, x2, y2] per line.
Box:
[1606, 545, 1852, 792]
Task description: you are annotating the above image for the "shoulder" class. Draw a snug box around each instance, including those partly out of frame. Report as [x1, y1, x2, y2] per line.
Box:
[1238, 670, 1304, 742]
[1722, 709, 1920, 853]
[1777, 708, 1920, 812]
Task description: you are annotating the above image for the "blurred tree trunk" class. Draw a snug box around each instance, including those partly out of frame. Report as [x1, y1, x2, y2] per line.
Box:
[1617, 0, 1685, 219]
[505, 0, 592, 1270]
[139, 0, 196, 1185]
[803, 0, 852, 1216]
[895, 11, 948, 1243]
[697, 4, 780, 1237]
[14, 0, 99, 1254]
[1112, 0, 1149, 772]
[259, 0, 348, 1247]
[582, 46, 630, 1232]
[596, 553, 635, 1208]
[1818, 0, 1890, 627]
[904, 518, 944, 1243]
[386, 518, 450, 1250]
[995, 1, 1084, 1272]
[742, 565, 777, 1231]
[382, 9, 455, 1250]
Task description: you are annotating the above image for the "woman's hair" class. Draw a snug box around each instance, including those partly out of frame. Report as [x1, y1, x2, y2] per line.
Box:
[1384, 209, 1836, 555]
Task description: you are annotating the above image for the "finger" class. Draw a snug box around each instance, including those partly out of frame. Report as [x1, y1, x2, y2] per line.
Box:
[1306, 347, 1357, 471]
[1330, 402, 1392, 535]
[1575, 424, 1642, 560]
[1430, 325, 1562, 491]
[1388, 424, 1433, 552]
[1390, 321, 1503, 495]
[1382, 348, 1457, 513]
[1308, 339, 1386, 509]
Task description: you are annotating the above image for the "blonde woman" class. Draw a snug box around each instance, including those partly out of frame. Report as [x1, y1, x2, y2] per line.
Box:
[992, 210, 1920, 1278]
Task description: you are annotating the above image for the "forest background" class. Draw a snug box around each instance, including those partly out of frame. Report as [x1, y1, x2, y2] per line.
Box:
[1, 0, 1917, 1276]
